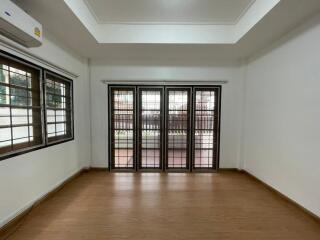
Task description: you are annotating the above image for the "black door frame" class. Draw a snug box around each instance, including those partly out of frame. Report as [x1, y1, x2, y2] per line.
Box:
[164, 86, 192, 172]
[108, 86, 137, 171]
[192, 87, 221, 172]
[108, 84, 221, 172]
[137, 86, 165, 172]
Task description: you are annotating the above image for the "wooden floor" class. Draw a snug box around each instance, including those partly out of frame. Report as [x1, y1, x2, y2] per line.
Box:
[6, 171, 320, 240]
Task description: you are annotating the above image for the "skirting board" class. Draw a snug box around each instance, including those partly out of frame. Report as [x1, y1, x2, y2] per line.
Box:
[90, 167, 240, 172]
[0, 168, 86, 240]
[241, 170, 320, 223]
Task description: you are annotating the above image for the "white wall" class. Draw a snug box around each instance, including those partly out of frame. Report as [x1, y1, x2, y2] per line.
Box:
[0, 31, 91, 227]
[2, 5, 319, 231]
[243, 16, 320, 217]
[90, 59, 245, 169]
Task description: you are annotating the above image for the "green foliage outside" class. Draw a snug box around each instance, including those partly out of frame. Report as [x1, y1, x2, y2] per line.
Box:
[46, 83, 63, 108]
[0, 67, 30, 106]
[0, 69, 6, 104]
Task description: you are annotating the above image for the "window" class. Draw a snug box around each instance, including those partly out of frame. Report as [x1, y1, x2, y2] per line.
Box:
[0, 52, 74, 160]
[0, 54, 44, 157]
[45, 72, 73, 144]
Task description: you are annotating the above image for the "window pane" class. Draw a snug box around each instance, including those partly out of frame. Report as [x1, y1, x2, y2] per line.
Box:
[12, 116, 28, 125]
[0, 128, 11, 142]
[0, 85, 9, 105]
[45, 72, 73, 143]
[0, 107, 10, 126]
[0, 107, 10, 115]
[46, 109, 55, 122]
[0, 93, 6, 104]
[11, 87, 28, 98]
[56, 123, 66, 135]
[0, 66, 8, 83]
[9, 69, 28, 88]
[0, 140, 11, 147]
[0, 116, 10, 125]
[56, 111, 66, 122]
[47, 123, 55, 135]
[11, 96, 29, 106]
[46, 94, 55, 108]
[46, 79, 55, 94]
[12, 126, 29, 140]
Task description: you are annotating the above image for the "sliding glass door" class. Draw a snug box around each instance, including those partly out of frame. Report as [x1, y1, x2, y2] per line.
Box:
[109, 85, 220, 172]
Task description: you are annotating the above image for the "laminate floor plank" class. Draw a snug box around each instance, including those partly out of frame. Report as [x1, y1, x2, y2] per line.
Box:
[7, 171, 320, 240]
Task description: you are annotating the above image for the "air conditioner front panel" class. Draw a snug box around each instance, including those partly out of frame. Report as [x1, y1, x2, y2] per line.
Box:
[0, 0, 43, 48]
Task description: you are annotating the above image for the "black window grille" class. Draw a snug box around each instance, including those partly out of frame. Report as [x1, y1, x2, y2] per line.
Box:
[193, 89, 219, 169]
[166, 88, 191, 170]
[138, 88, 163, 169]
[0, 54, 43, 157]
[45, 72, 73, 143]
[0, 52, 74, 161]
[110, 87, 135, 169]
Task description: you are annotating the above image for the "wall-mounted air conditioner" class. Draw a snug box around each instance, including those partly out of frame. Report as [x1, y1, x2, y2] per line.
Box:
[0, 0, 42, 48]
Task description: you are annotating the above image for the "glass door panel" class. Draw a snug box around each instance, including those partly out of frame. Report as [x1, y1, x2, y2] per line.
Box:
[193, 88, 219, 170]
[108, 85, 221, 172]
[165, 88, 191, 170]
[138, 88, 163, 170]
[110, 87, 135, 170]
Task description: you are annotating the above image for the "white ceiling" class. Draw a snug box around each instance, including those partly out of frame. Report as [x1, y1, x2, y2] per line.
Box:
[84, 0, 255, 25]
[10, 0, 320, 61]
[64, 0, 280, 44]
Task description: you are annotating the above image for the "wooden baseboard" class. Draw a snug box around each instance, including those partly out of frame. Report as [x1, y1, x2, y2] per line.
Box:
[218, 168, 240, 172]
[0, 168, 85, 240]
[92, 167, 240, 172]
[89, 167, 108, 171]
[241, 169, 320, 224]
